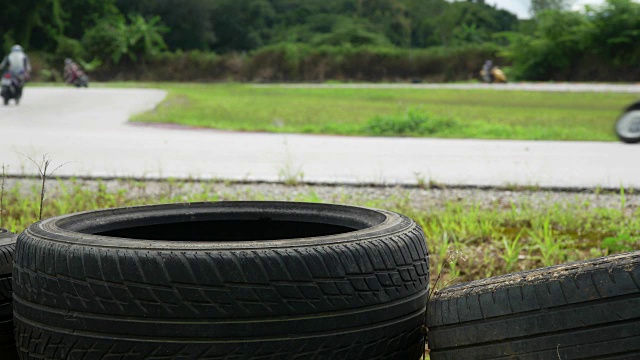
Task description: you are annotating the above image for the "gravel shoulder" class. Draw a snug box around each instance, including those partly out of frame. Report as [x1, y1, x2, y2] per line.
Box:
[6, 178, 638, 212]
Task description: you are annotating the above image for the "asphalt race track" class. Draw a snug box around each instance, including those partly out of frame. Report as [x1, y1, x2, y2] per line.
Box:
[2, 85, 640, 189]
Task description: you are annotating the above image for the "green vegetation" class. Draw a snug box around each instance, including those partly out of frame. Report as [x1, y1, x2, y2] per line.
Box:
[4, 0, 515, 54]
[3, 0, 640, 82]
[503, 0, 640, 81]
[133, 84, 636, 141]
[78, 43, 499, 83]
[2, 178, 638, 287]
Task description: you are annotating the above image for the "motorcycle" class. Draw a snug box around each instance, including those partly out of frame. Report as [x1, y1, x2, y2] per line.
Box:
[66, 66, 89, 88]
[73, 73, 89, 88]
[480, 67, 508, 83]
[1, 72, 23, 105]
[615, 101, 640, 144]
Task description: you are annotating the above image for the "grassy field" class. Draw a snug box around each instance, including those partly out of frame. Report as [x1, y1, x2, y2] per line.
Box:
[2, 178, 638, 289]
[131, 84, 637, 141]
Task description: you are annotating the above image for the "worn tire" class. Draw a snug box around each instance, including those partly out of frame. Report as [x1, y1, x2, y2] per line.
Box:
[14, 202, 429, 359]
[0, 228, 18, 359]
[427, 251, 640, 359]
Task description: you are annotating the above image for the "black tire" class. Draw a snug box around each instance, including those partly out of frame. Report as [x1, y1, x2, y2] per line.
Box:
[14, 202, 429, 360]
[427, 251, 640, 360]
[0, 229, 18, 359]
[616, 101, 640, 144]
[2, 97, 8, 106]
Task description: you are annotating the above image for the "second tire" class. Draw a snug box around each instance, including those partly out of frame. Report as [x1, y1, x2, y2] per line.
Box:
[427, 251, 640, 359]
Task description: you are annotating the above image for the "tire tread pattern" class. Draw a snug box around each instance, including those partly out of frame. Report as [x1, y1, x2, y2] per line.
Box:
[427, 251, 640, 360]
[14, 219, 429, 359]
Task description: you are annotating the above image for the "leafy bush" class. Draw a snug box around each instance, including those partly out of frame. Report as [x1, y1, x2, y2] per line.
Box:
[82, 16, 129, 64]
[82, 14, 167, 65]
[500, 10, 591, 80]
[310, 18, 392, 47]
[364, 110, 462, 136]
[54, 37, 86, 62]
[88, 43, 499, 82]
[588, 0, 640, 66]
[242, 43, 498, 82]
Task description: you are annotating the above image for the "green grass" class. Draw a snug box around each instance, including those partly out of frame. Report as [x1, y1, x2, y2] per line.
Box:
[2, 179, 638, 289]
[131, 83, 637, 141]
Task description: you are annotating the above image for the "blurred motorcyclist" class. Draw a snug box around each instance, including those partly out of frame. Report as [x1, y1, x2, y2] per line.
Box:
[64, 58, 79, 83]
[480, 59, 507, 84]
[0, 45, 32, 83]
[63, 58, 89, 87]
[481, 60, 494, 83]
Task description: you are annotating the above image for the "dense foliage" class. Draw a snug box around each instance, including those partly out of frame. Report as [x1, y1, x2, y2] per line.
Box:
[1, 0, 638, 82]
[502, 0, 640, 81]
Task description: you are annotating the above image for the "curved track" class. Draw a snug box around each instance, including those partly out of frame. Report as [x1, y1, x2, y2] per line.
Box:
[1, 86, 639, 189]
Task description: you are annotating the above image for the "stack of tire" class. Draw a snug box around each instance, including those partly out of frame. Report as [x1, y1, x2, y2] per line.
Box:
[2, 202, 639, 359]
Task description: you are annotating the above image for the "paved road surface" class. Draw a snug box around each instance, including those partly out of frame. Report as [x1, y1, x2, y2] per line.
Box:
[1, 87, 640, 189]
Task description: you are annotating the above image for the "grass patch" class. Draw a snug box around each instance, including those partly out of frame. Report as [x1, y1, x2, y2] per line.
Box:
[131, 83, 636, 141]
[3, 179, 638, 288]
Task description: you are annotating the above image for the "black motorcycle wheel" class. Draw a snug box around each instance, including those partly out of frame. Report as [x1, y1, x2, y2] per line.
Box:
[616, 102, 640, 144]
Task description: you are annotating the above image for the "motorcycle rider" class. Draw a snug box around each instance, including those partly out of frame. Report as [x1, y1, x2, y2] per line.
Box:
[64, 58, 82, 85]
[0, 45, 32, 84]
[481, 60, 494, 83]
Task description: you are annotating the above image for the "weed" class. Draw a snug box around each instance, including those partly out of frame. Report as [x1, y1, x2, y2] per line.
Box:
[415, 172, 428, 189]
[278, 139, 305, 186]
[365, 109, 461, 136]
[602, 234, 637, 253]
[528, 217, 568, 267]
[278, 168, 304, 186]
[500, 230, 524, 273]
[415, 172, 445, 190]
[26, 155, 68, 221]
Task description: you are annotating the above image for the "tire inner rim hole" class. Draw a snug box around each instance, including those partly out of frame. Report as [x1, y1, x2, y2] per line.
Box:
[95, 219, 361, 241]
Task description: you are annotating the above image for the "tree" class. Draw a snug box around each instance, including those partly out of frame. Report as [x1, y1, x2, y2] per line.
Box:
[587, 0, 640, 64]
[82, 14, 167, 64]
[432, 0, 518, 46]
[116, 0, 216, 51]
[210, 0, 276, 52]
[530, 0, 573, 16]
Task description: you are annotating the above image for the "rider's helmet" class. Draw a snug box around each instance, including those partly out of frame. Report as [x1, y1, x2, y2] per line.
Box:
[11, 45, 23, 53]
[65, 58, 73, 65]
